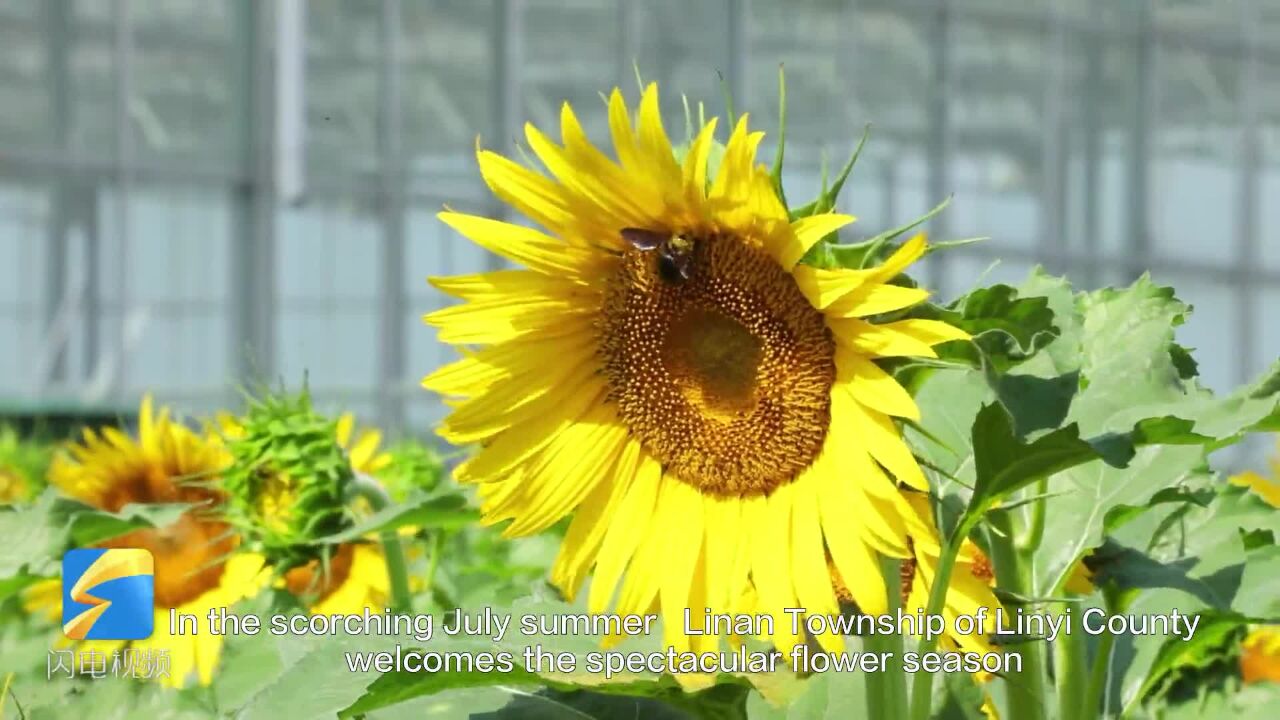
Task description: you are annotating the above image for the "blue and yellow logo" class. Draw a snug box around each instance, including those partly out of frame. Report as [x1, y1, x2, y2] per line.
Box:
[62, 548, 154, 640]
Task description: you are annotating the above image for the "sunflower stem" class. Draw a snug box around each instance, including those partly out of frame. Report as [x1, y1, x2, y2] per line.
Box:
[1083, 590, 1130, 718]
[1082, 626, 1117, 719]
[907, 517, 971, 720]
[867, 556, 909, 720]
[1019, 478, 1049, 551]
[421, 530, 445, 610]
[350, 473, 413, 613]
[1054, 601, 1089, 720]
[988, 511, 1048, 720]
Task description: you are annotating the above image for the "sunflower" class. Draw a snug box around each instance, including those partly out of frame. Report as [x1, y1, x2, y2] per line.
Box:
[422, 84, 967, 655]
[1231, 437, 1280, 508]
[1241, 626, 1280, 684]
[25, 396, 267, 688]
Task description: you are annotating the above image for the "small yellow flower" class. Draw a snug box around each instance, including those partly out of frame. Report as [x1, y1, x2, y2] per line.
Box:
[1241, 626, 1280, 684]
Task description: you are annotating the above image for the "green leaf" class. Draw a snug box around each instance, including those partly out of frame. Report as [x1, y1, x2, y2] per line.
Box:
[745, 668, 866, 720]
[318, 493, 477, 544]
[0, 491, 60, 576]
[232, 636, 388, 720]
[1135, 613, 1247, 706]
[341, 667, 542, 718]
[987, 370, 1079, 437]
[966, 402, 1145, 520]
[1098, 483, 1280, 710]
[929, 284, 1060, 372]
[479, 682, 750, 720]
[60, 499, 194, 546]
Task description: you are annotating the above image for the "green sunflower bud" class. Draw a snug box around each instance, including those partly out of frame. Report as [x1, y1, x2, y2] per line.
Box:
[377, 440, 446, 502]
[220, 388, 355, 569]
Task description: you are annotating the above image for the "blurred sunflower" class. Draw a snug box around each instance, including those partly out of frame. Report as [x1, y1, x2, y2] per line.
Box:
[1232, 440, 1280, 685]
[423, 84, 967, 655]
[281, 542, 389, 614]
[1230, 437, 1280, 508]
[25, 396, 267, 688]
[1241, 626, 1280, 684]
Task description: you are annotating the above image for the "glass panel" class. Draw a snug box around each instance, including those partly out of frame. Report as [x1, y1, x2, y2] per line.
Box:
[1154, 0, 1244, 37]
[1061, 35, 1142, 261]
[946, 19, 1044, 249]
[129, 0, 238, 169]
[522, 0, 619, 134]
[306, 0, 381, 180]
[1259, 59, 1280, 271]
[401, 0, 496, 197]
[98, 185, 233, 396]
[1260, 287, 1280, 377]
[1151, 44, 1240, 267]
[0, 1, 51, 151]
[275, 202, 380, 392]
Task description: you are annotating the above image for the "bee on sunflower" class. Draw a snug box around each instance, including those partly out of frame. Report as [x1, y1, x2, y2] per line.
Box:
[422, 84, 969, 655]
[24, 396, 268, 688]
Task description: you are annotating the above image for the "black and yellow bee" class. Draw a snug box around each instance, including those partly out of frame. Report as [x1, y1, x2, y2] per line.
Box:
[620, 228, 696, 285]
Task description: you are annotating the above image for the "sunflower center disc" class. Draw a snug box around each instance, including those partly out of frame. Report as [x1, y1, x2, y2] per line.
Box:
[90, 468, 234, 607]
[101, 512, 235, 607]
[283, 542, 356, 603]
[600, 233, 835, 497]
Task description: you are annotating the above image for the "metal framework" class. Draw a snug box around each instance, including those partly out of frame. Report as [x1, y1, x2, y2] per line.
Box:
[0, 0, 1275, 454]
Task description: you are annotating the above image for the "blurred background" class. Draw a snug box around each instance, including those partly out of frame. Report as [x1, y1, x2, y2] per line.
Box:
[0, 0, 1277, 465]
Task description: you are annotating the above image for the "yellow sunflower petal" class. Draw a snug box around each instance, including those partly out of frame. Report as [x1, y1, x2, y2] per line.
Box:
[475, 150, 575, 235]
[683, 116, 720, 203]
[835, 347, 921, 420]
[748, 485, 801, 651]
[497, 401, 629, 536]
[456, 374, 607, 483]
[826, 283, 932, 318]
[829, 317, 933, 358]
[588, 449, 661, 614]
[840, 390, 928, 490]
[779, 213, 856, 269]
[658, 479, 705, 653]
[636, 83, 682, 187]
[437, 211, 605, 278]
[875, 232, 928, 280]
[335, 413, 355, 448]
[790, 474, 843, 652]
[551, 441, 642, 598]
